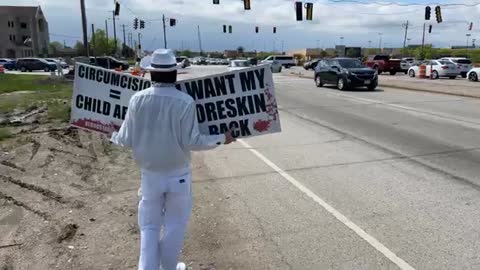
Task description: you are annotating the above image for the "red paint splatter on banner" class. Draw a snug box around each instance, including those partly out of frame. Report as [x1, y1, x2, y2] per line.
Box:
[253, 119, 271, 132]
[71, 118, 120, 134]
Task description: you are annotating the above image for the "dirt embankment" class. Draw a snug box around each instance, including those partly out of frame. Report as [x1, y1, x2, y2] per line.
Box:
[0, 113, 141, 269]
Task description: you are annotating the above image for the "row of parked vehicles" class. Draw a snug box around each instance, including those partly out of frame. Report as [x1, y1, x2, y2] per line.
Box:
[0, 57, 68, 72]
[304, 55, 477, 81]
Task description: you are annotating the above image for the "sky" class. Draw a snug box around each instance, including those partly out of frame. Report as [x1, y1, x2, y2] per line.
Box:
[2, 0, 480, 52]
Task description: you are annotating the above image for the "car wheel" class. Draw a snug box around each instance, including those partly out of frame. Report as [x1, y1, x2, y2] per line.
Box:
[44, 67, 50, 72]
[432, 70, 439, 79]
[389, 71, 397, 75]
[408, 70, 415, 77]
[449, 76, 457, 80]
[20, 67, 26, 72]
[337, 78, 347, 90]
[404, 70, 408, 74]
[285, 65, 291, 69]
[315, 75, 323, 87]
[367, 85, 376, 91]
[462, 73, 467, 78]
[469, 72, 478, 81]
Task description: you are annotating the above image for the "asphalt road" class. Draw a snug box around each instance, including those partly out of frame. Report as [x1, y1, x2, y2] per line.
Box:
[182, 66, 480, 270]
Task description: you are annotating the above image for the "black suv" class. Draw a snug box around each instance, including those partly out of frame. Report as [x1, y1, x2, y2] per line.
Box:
[16, 58, 57, 72]
[314, 58, 377, 91]
[89, 56, 129, 70]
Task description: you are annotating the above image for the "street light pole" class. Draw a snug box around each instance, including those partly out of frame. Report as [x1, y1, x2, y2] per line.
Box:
[378, 33, 383, 52]
[80, 0, 89, 56]
[466, 34, 472, 48]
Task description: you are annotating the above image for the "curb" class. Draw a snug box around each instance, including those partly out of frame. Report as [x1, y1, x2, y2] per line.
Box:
[286, 73, 480, 99]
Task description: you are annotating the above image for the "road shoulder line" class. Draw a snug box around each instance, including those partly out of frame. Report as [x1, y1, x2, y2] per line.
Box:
[238, 139, 416, 270]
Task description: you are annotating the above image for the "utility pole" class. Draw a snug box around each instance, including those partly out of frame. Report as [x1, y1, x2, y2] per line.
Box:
[63, 40, 66, 48]
[421, 23, 426, 55]
[91, 24, 95, 56]
[121, 24, 127, 56]
[105, 19, 109, 48]
[112, 11, 117, 54]
[80, 0, 89, 56]
[402, 20, 409, 52]
[281, 40, 284, 54]
[197, 25, 203, 56]
[138, 32, 142, 54]
[378, 33, 383, 53]
[162, 14, 167, 49]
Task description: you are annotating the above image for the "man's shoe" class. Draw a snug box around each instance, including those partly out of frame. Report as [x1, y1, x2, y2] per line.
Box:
[176, 262, 186, 270]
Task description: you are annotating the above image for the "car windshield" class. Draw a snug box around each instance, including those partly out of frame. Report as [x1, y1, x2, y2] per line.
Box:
[337, 59, 364, 68]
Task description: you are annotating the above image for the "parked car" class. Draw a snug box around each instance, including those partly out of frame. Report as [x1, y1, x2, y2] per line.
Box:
[400, 57, 416, 73]
[467, 67, 480, 81]
[45, 58, 69, 69]
[16, 58, 57, 72]
[261, 55, 296, 68]
[228, 60, 252, 70]
[3, 60, 17, 70]
[192, 57, 207, 65]
[176, 56, 191, 68]
[89, 56, 129, 70]
[0, 58, 12, 65]
[314, 57, 377, 91]
[303, 58, 320, 70]
[364, 55, 401, 75]
[270, 60, 282, 73]
[440, 57, 472, 78]
[407, 60, 459, 79]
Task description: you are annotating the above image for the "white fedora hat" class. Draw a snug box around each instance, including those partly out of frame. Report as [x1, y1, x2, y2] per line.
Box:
[140, 48, 181, 72]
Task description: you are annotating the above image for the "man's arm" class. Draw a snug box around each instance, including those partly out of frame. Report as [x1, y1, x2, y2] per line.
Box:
[110, 98, 135, 147]
[181, 101, 235, 151]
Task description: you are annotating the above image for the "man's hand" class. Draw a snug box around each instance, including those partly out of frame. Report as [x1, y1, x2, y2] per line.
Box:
[224, 129, 236, 145]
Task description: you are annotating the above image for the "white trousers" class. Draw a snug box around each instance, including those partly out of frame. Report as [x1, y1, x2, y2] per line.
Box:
[138, 170, 192, 270]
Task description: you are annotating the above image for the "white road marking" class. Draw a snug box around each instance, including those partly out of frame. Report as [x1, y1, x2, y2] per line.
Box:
[238, 139, 416, 270]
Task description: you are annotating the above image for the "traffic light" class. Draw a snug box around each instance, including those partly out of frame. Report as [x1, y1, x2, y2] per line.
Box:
[228, 25, 232, 33]
[305, 2, 313, 21]
[273, 27, 276, 33]
[223, 25, 227, 33]
[469, 22, 473, 31]
[213, 0, 219, 4]
[429, 24, 432, 33]
[425, 6, 431, 20]
[114, 1, 120, 16]
[140, 20, 145, 29]
[133, 18, 138, 30]
[255, 26, 259, 33]
[295, 2, 303, 21]
[435, 6, 442, 23]
[244, 0, 250, 10]
[170, 18, 176, 27]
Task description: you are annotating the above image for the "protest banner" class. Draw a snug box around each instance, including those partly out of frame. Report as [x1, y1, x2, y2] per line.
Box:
[70, 63, 281, 138]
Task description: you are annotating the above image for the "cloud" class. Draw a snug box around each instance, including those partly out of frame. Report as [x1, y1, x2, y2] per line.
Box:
[2, 0, 480, 50]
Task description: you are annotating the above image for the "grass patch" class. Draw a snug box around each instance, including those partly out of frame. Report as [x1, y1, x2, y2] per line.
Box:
[0, 128, 12, 141]
[0, 74, 71, 94]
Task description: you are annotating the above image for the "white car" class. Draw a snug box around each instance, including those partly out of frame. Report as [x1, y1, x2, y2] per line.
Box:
[261, 55, 295, 68]
[467, 67, 480, 81]
[408, 60, 460, 79]
[228, 60, 251, 70]
[400, 57, 416, 73]
[440, 57, 472, 78]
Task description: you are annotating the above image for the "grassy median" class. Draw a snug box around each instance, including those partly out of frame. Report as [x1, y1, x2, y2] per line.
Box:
[0, 74, 73, 122]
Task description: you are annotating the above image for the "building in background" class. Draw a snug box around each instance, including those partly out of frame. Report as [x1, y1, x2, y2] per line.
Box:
[0, 5, 49, 58]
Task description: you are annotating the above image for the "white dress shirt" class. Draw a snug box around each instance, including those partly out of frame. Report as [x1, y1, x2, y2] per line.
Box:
[111, 83, 225, 176]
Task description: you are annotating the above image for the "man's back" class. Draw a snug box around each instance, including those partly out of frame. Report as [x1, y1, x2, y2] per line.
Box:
[112, 84, 225, 176]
